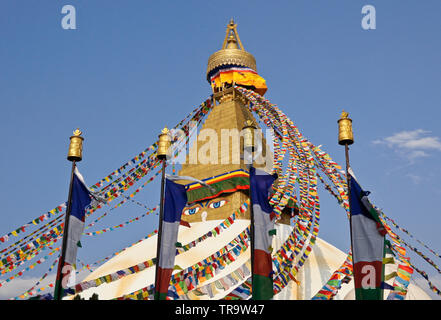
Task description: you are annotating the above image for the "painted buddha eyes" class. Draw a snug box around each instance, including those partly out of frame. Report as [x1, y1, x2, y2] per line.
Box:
[208, 200, 227, 209]
[182, 199, 228, 215]
[184, 206, 200, 216]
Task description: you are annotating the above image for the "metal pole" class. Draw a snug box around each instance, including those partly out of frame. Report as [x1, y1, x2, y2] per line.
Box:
[242, 121, 256, 299]
[345, 143, 356, 292]
[250, 180, 255, 299]
[345, 144, 351, 195]
[338, 110, 355, 297]
[54, 160, 76, 300]
[154, 159, 167, 300]
[247, 156, 255, 299]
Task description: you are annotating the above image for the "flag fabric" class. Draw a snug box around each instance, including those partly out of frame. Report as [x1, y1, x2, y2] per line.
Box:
[249, 166, 277, 300]
[155, 179, 188, 300]
[65, 168, 93, 266]
[210, 66, 268, 96]
[55, 167, 93, 298]
[349, 170, 386, 300]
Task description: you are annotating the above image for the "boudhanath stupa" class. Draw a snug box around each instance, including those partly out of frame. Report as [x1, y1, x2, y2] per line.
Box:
[69, 20, 431, 300]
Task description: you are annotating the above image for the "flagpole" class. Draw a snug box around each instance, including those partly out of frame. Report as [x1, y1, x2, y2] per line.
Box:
[154, 127, 171, 300]
[338, 111, 355, 294]
[54, 129, 84, 300]
[344, 143, 351, 205]
[243, 120, 256, 299]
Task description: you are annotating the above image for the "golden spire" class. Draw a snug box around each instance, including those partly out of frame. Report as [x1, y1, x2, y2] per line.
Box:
[206, 19, 257, 81]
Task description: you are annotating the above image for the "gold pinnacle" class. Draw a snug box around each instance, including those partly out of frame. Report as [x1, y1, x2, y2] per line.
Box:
[340, 110, 349, 120]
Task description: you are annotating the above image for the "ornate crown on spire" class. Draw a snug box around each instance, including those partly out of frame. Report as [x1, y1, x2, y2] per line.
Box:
[206, 19, 257, 82]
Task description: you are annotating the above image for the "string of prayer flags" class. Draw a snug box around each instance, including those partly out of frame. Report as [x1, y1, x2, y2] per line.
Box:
[72, 258, 156, 295]
[312, 252, 353, 300]
[221, 279, 252, 300]
[0, 247, 60, 288]
[0, 203, 66, 244]
[1, 229, 63, 276]
[382, 215, 441, 260]
[83, 206, 158, 236]
[379, 212, 441, 275]
[0, 220, 63, 271]
[176, 261, 251, 300]
[12, 256, 59, 300]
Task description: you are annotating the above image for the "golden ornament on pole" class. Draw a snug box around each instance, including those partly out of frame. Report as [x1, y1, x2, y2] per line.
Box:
[338, 110, 354, 145]
[67, 128, 84, 162]
[157, 126, 172, 160]
[242, 119, 257, 152]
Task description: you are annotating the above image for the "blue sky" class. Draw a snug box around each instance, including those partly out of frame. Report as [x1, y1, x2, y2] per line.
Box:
[0, 1, 440, 299]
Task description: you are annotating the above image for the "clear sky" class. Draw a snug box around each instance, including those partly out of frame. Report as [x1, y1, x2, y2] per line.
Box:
[0, 1, 440, 299]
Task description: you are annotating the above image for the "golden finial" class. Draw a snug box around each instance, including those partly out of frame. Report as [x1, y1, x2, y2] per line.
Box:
[67, 128, 84, 162]
[226, 34, 238, 49]
[338, 110, 354, 145]
[157, 126, 172, 160]
[206, 19, 257, 82]
[340, 110, 349, 119]
[244, 119, 256, 128]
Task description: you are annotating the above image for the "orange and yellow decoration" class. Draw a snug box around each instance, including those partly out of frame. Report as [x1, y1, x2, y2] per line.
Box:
[210, 66, 267, 96]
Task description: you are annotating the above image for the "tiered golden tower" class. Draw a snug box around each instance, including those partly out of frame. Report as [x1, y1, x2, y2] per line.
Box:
[177, 20, 293, 224]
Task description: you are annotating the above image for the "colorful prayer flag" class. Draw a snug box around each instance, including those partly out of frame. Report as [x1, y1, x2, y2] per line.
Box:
[155, 179, 187, 300]
[349, 170, 385, 300]
[249, 166, 277, 300]
[54, 167, 93, 299]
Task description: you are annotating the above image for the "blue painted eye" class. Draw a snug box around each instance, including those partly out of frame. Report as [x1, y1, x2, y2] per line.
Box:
[208, 200, 227, 209]
[183, 206, 200, 215]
